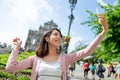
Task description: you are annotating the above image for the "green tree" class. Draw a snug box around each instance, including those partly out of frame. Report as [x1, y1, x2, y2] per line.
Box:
[81, 2, 120, 62]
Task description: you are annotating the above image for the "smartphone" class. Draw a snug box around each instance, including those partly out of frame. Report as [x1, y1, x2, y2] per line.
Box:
[96, 8, 100, 14]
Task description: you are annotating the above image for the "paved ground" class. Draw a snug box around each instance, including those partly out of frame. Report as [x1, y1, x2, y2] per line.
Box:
[69, 64, 117, 80]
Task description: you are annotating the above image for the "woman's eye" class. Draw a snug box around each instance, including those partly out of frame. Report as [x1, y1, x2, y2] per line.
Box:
[53, 33, 57, 36]
[52, 33, 61, 38]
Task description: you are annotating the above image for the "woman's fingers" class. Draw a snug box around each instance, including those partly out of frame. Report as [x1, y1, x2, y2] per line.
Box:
[98, 14, 105, 22]
[98, 14, 108, 32]
[13, 37, 22, 51]
[13, 37, 20, 45]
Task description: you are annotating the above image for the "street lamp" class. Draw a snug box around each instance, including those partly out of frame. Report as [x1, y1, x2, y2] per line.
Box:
[64, 0, 77, 53]
[69, 0, 77, 13]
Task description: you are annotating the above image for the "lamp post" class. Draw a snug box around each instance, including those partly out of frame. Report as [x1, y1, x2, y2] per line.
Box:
[65, 0, 77, 53]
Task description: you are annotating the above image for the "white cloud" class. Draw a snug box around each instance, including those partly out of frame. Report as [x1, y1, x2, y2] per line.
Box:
[11, 0, 38, 23]
[37, 0, 53, 14]
[35, 0, 54, 23]
[10, 0, 54, 23]
[0, 0, 54, 47]
[97, 0, 107, 6]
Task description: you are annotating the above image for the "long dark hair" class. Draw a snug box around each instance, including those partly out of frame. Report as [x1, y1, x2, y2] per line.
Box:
[36, 28, 62, 58]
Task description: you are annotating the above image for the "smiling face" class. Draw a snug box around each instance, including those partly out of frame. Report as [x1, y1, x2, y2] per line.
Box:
[36, 28, 62, 58]
[45, 30, 62, 48]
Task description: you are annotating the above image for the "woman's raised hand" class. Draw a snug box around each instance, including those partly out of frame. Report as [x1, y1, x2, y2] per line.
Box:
[13, 37, 22, 51]
[98, 14, 108, 35]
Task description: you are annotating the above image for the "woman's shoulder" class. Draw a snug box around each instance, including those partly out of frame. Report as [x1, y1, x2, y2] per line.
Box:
[28, 55, 40, 60]
[59, 53, 70, 58]
[59, 54, 66, 57]
[59, 54, 69, 61]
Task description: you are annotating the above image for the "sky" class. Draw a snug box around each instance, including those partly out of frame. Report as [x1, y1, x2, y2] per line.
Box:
[0, 0, 117, 52]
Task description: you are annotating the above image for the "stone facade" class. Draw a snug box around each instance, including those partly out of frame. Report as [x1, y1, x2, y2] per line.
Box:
[24, 20, 65, 53]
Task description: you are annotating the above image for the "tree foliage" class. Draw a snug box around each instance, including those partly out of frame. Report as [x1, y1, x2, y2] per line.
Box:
[81, 3, 120, 63]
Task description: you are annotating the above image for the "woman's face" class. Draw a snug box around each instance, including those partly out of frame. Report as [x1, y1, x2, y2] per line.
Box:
[46, 30, 62, 48]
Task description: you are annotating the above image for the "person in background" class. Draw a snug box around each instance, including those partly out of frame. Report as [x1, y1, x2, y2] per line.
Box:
[108, 63, 116, 77]
[96, 61, 106, 80]
[5, 14, 108, 80]
[115, 61, 120, 80]
[83, 60, 90, 79]
[69, 62, 76, 77]
[90, 62, 96, 80]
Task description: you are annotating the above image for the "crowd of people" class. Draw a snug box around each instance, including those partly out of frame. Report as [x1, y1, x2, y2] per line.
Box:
[68, 60, 120, 80]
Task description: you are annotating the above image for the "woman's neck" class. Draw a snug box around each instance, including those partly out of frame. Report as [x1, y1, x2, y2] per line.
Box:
[43, 46, 59, 62]
[47, 45, 58, 56]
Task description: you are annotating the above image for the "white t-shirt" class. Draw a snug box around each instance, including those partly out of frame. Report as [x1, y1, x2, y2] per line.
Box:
[116, 64, 120, 74]
[37, 59, 62, 80]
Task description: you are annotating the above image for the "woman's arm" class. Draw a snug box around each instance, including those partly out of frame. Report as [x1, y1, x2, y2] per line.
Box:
[65, 14, 108, 64]
[5, 39, 33, 72]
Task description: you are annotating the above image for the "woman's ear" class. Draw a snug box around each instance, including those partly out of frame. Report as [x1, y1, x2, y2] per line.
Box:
[45, 37, 49, 42]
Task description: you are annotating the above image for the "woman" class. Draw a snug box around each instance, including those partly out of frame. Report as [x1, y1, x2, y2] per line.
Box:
[90, 62, 96, 80]
[83, 60, 90, 79]
[5, 14, 108, 80]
